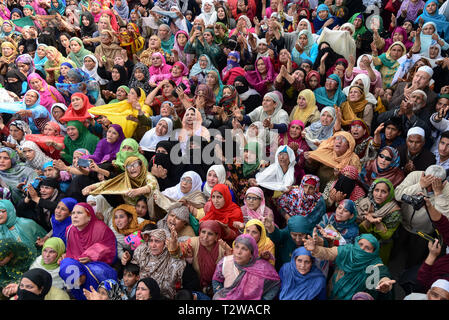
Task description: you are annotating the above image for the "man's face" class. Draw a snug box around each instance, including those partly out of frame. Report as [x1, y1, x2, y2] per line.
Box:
[412, 71, 431, 89]
[407, 134, 424, 155]
[438, 137, 449, 159]
[384, 124, 400, 141]
[410, 93, 426, 111]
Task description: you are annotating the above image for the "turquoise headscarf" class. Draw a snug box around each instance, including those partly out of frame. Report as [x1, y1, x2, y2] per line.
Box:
[332, 233, 383, 300]
[50, 0, 66, 15]
[313, 73, 347, 107]
[287, 215, 314, 235]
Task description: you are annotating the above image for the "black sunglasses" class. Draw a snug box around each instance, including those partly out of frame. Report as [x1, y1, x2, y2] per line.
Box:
[378, 153, 392, 162]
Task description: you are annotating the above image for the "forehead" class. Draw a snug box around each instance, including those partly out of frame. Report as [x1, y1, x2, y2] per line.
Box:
[407, 134, 423, 142]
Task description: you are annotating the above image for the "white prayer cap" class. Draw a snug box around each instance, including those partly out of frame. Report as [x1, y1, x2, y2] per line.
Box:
[407, 126, 425, 138]
[431, 279, 449, 293]
[417, 65, 434, 77]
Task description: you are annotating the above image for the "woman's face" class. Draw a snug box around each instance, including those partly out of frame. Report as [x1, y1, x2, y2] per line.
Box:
[349, 87, 362, 102]
[83, 57, 95, 71]
[135, 282, 151, 300]
[245, 192, 261, 211]
[71, 95, 84, 110]
[81, 15, 90, 26]
[128, 88, 138, 101]
[106, 126, 119, 143]
[60, 35, 70, 48]
[37, 46, 46, 58]
[206, 72, 217, 87]
[377, 149, 393, 170]
[126, 159, 142, 178]
[298, 20, 309, 31]
[151, 54, 162, 67]
[211, 191, 225, 209]
[233, 242, 252, 265]
[289, 123, 302, 139]
[11, 12, 20, 20]
[333, 135, 349, 156]
[295, 254, 313, 275]
[176, 33, 187, 47]
[22, 147, 35, 161]
[69, 40, 81, 53]
[402, 21, 413, 33]
[297, 95, 307, 109]
[256, 59, 267, 74]
[222, 87, 232, 97]
[0, 208, 7, 225]
[134, 69, 145, 81]
[199, 227, 219, 248]
[149, 36, 159, 49]
[167, 212, 186, 232]
[206, 170, 219, 188]
[308, 75, 319, 89]
[91, 2, 101, 13]
[149, 236, 165, 256]
[155, 120, 168, 136]
[43, 124, 57, 136]
[2, 23, 12, 33]
[19, 278, 42, 296]
[335, 203, 354, 222]
[114, 209, 131, 230]
[42, 247, 58, 265]
[204, 31, 214, 44]
[111, 68, 122, 81]
[71, 205, 91, 229]
[217, 7, 226, 19]
[180, 176, 193, 194]
[298, 34, 308, 48]
[24, 91, 39, 105]
[60, 65, 71, 77]
[373, 182, 390, 205]
[17, 62, 30, 74]
[9, 125, 24, 142]
[100, 33, 112, 45]
[135, 200, 148, 218]
[320, 111, 333, 126]
[54, 201, 70, 221]
[171, 64, 182, 77]
[29, 77, 43, 91]
[389, 44, 404, 60]
[185, 109, 196, 125]
[199, 56, 209, 69]
[318, 10, 328, 20]
[246, 224, 261, 243]
[52, 107, 64, 121]
[392, 31, 404, 43]
[46, 49, 56, 61]
[325, 78, 338, 91]
[426, 1, 437, 14]
[358, 239, 374, 253]
[278, 152, 290, 168]
[429, 45, 440, 59]
[66, 125, 79, 141]
[116, 87, 128, 101]
[350, 123, 366, 140]
[262, 96, 276, 114]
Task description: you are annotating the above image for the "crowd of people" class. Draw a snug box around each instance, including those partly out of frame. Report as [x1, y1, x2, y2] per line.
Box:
[0, 0, 449, 302]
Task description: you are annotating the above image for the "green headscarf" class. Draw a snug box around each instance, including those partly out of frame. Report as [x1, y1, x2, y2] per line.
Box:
[287, 214, 314, 235]
[368, 178, 395, 209]
[243, 142, 260, 177]
[40, 237, 66, 270]
[113, 138, 148, 171]
[62, 120, 100, 164]
[0, 238, 36, 287]
[348, 12, 367, 40]
[332, 233, 383, 300]
[67, 37, 93, 68]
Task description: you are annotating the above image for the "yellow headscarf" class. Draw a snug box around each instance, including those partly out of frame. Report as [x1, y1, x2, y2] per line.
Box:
[340, 85, 368, 126]
[291, 89, 318, 124]
[1, 41, 17, 63]
[112, 204, 151, 235]
[89, 88, 152, 137]
[243, 219, 275, 266]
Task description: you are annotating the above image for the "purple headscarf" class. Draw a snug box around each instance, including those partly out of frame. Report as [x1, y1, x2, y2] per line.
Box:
[87, 124, 125, 163]
[245, 56, 278, 96]
[384, 26, 414, 52]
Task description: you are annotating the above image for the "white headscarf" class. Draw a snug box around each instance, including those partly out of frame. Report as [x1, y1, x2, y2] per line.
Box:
[255, 145, 296, 191]
[198, 0, 217, 26]
[203, 165, 226, 197]
[81, 54, 108, 85]
[423, 42, 443, 68]
[304, 106, 337, 150]
[342, 73, 377, 105]
[139, 117, 173, 152]
[162, 171, 203, 200]
[20, 140, 53, 170]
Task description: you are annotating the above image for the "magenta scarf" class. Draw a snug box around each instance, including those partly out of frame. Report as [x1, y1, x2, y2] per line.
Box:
[173, 30, 194, 67]
[242, 187, 266, 220]
[245, 57, 278, 95]
[148, 52, 172, 76]
[384, 26, 414, 52]
[65, 203, 117, 265]
[27, 72, 65, 113]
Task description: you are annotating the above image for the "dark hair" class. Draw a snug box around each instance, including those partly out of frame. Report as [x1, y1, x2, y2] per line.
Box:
[124, 263, 140, 276]
[441, 131, 449, 141]
[141, 223, 157, 233]
[129, 86, 142, 97]
[136, 196, 147, 206]
[175, 289, 194, 300]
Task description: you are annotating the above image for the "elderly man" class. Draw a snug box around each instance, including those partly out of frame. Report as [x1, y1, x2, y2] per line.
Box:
[377, 89, 431, 140]
[397, 127, 436, 175]
[389, 65, 438, 110]
[404, 279, 449, 300]
[394, 165, 449, 271]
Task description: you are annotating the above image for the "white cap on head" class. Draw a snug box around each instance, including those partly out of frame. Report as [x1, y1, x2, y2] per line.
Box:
[431, 279, 449, 293]
[407, 126, 425, 138]
[411, 89, 427, 101]
[417, 65, 433, 77]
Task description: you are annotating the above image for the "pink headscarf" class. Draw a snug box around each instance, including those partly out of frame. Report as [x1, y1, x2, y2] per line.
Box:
[384, 26, 414, 52]
[27, 73, 65, 113]
[172, 30, 194, 67]
[243, 187, 267, 221]
[65, 203, 117, 265]
[245, 56, 278, 95]
[148, 52, 172, 76]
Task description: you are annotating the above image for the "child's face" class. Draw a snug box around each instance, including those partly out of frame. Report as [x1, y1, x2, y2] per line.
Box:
[98, 287, 110, 300]
[123, 271, 139, 288]
[335, 203, 354, 222]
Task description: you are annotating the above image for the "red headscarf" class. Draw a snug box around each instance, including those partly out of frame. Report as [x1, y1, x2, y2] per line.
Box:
[65, 203, 117, 264]
[200, 184, 243, 234]
[25, 121, 65, 158]
[305, 70, 321, 90]
[59, 93, 94, 123]
[197, 220, 222, 288]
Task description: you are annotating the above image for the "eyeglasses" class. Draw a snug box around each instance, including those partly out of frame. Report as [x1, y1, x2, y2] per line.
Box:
[246, 196, 261, 201]
[126, 161, 141, 170]
[378, 154, 392, 162]
[181, 177, 192, 184]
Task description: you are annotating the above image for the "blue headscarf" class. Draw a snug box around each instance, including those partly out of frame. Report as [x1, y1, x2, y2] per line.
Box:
[332, 233, 383, 300]
[189, 54, 219, 77]
[50, 0, 66, 15]
[415, 0, 449, 42]
[279, 247, 326, 300]
[287, 215, 314, 235]
[50, 197, 76, 245]
[314, 4, 338, 34]
[59, 258, 117, 300]
[313, 73, 347, 107]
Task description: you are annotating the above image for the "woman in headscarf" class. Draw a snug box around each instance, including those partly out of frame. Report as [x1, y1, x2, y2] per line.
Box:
[347, 119, 377, 166]
[233, 75, 261, 114]
[240, 186, 274, 225]
[87, 124, 125, 164]
[318, 199, 359, 245]
[128, 228, 186, 299]
[29, 237, 66, 289]
[79, 11, 98, 43]
[0, 21, 21, 43]
[114, 0, 130, 21]
[360, 146, 405, 188]
[139, 117, 173, 159]
[344, 54, 383, 91]
[172, 30, 194, 68]
[158, 24, 175, 57]
[20, 140, 52, 170]
[292, 30, 319, 66]
[277, 174, 326, 226]
[305, 70, 321, 91]
[50, 197, 77, 245]
[382, 26, 414, 53]
[128, 62, 152, 95]
[313, 4, 340, 35]
[58, 92, 93, 123]
[61, 120, 100, 164]
[189, 54, 219, 86]
[357, 178, 401, 264]
[118, 23, 144, 61]
[43, 46, 75, 84]
[279, 246, 327, 300]
[139, 35, 168, 67]
[343, 72, 378, 107]
[0, 199, 46, 255]
[184, 28, 224, 70]
[89, 87, 152, 138]
[15, 54, 35, 77]
[161, 171, 203, 201]
[305, 130, 361, 188]
[134, 277, 162, 300]
[243, 219, 276, 266]
[100, 64, 128, 101]
[149, 61, 191, 94]
[59, 203, 118, 300]
[148, 52, 171, 78]
[313, 73, 347, 110]
[338, 86, 372, 128]
[50, 103, 68, 135]
[372, 41, 406, 88]
[4, 120, 31, 150]
[112, 138, 148, 172]
[304, 233, 395, 300]
[397, 0, 426, 23]
[0, 238, 36, 289]
[202, 165, 226, 200]
[94, 30, 124, 72]
[4, 67, 27, 97]
[212, 233, 280, 300]
[198, 0, 217, 27]
[415, 0, 449, 42]
[289, 89, 320, 127]
[245, 56, 278, 96]
[27, 72, 65, 113]
[82, 55, 108, 86]
[176, 107, 210, 151]
[206, 70, 224, 105]
[0, 42, 18, 76]
[67, 37, 92, 68]
[0, 148, 39, 204]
